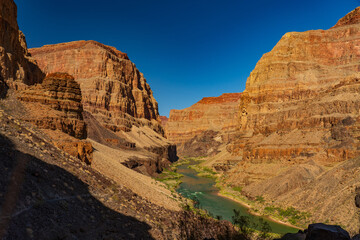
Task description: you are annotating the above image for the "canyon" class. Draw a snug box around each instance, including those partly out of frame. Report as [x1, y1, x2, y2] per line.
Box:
[1, 0, 360, 238]
[166, 7, 360, 234]
[29, 40, 178, 177]
[0, 0, 236, 239]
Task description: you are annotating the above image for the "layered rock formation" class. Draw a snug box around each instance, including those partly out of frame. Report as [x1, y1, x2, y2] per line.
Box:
[224, 7, 360, 233]
[0, 0, 43, 95]
[29, 40, 177, 176]
[229, 7, 360, 168]
[29, 40, 161, 133]
[17, 72, 92, 163]
[166, 93, 241, 156]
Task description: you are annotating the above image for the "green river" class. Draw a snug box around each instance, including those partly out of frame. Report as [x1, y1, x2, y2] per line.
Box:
[176, 163, 299, 234]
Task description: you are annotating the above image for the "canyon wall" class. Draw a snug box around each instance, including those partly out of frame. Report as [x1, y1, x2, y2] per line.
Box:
[166, 93, 241, 156]
[0, 0, 90, 163]
[225, 7, 360, 233]
[0, 0, 43, 95]
[29, 41, 162, 133]
[29, 41, 177, 176]
[230, 7, 360, 166]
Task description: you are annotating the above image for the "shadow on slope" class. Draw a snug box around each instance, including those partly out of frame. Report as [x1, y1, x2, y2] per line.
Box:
[0, 134, 154, 239]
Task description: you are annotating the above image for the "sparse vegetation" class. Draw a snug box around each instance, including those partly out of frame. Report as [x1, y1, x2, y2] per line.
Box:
[155, 168, 183, 192]
[188, 162, 217, 179]
[263, 206, 311, 225]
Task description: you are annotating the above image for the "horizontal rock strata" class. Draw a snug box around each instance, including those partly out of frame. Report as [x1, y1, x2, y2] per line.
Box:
[29, 40, 161, 133]
[166, 93, 242, 155]
[17, 72, 92, 163]
[29, 41, 177, 175]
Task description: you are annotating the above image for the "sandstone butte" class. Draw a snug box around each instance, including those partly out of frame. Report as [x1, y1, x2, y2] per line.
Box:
[0, 2, 239, 238]
[29, 40, 162, 133]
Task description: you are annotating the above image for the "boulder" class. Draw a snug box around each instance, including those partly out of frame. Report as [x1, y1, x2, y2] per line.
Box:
[305, 223, 351, 240]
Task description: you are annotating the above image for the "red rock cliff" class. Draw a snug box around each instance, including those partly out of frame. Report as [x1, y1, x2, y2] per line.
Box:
[231, 7, 360, 164]
[18, 72, 92, 163]
[0, 0, 43, 95]
[222, 8, 360, 232]
[29, 40, 161, 133]
[166, 93, 241, 155]
[29, 41, 178, 175]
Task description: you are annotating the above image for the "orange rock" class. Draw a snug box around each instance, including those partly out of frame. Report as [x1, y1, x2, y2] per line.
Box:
[166, 93, 242, 145]
[29, 40, 162, 134]
[55, 141, 93, 165]
[17, 72, 93, 164]
[0, 0, 44, 94]
[18, 72, 86, 139]
[231, 7, 360, 163]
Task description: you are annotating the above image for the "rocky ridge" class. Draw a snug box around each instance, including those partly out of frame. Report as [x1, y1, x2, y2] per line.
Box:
[0, 107, 236, 239]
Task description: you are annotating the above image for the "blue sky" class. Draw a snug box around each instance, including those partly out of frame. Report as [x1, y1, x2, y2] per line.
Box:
[15, 0, 359, 116]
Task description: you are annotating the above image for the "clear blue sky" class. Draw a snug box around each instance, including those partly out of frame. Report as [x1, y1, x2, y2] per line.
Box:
[15, 0, 359, 116]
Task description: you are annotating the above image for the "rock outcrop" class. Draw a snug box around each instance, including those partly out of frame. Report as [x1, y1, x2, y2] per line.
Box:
[29, 40, 177, 176]
[166, 93, 241, 155]
[277, 223, 353, 240]
[29, 40, 161, 133]
[18, 73, 86, 139]
[0, 0, 43, 95]
[17, 72, 92, 163]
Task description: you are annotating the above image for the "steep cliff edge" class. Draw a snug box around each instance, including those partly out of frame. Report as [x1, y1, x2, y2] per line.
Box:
[29, 40, 161, 133]
[225, 7, 360, 233]
[0, 0, 43, 94]
[29, 41, 177, 176]
[166, 93, 241, 156]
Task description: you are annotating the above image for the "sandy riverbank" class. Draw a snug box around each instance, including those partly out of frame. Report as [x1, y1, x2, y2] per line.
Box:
[217, 191, 302, 230]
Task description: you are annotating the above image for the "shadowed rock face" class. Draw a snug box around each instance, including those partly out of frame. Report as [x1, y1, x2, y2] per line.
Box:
[29, 40, 161, 133]
[0, 0, 43, 95]
[18, 73, 86, 139]
[17, 73, 93, 163]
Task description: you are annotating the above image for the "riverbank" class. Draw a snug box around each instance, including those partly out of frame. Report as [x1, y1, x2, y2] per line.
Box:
[174, 158, 300, 234]
[217, 190, 303, 230]
[182, 157, 307, 230]
[215, 181, 310, 229]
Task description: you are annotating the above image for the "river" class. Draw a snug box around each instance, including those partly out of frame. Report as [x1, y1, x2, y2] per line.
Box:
[176, 163, 299, 234]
